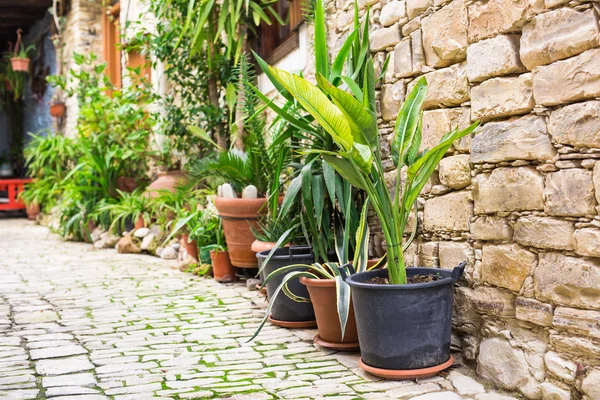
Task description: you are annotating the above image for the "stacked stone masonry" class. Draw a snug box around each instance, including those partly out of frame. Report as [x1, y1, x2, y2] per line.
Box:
[330, 0, 600, 398]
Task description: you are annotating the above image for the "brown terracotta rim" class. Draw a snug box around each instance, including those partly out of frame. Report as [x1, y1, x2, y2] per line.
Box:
[300, 276, 335, 288]
[313, 334, 360, 351]
[359, 355, 454, 380]
[268, 315, 317, 329]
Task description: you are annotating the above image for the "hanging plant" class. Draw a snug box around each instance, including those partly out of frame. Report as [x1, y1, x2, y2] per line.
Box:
[10, 29, 35, 72]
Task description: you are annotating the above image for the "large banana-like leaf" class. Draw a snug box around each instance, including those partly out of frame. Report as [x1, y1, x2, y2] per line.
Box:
[392, 77, 427, 167]
[267, 66, 354, 153]
[322, 155, 366, 190]
[316, 74, 378, 148]
[312, 174, 325, 229]
[322, 161, 336, 207]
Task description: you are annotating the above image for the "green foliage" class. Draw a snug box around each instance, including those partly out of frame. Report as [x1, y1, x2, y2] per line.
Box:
[98, 189, 154, 233]
[15, 44, 35, 59]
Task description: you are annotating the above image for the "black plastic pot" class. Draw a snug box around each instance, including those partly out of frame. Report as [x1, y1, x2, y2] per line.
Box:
[257, 246, 316, 322]
[346, 264, 465, 371]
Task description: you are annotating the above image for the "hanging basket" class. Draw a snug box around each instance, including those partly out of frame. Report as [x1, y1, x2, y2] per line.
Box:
[49, 102, 66, 118]
[11, 57, 29, 72]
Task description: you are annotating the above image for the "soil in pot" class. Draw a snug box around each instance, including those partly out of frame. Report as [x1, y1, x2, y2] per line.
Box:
[210, 250, 236, 283]
[182, 234, 199, 260]
[257, 246, 316, 327]
[300, 277, 359, 350]
[346, 265, 465, 379]
[215, 197, 271, 268]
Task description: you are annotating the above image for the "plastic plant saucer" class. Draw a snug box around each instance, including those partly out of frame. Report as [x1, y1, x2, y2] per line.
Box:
[268, 314, 317, 329]
[313, 334, 360, 351]
[359, 355, 454, 380]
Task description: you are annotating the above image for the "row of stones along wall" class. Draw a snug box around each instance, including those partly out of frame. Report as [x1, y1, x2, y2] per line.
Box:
[326, 0, 600, 398]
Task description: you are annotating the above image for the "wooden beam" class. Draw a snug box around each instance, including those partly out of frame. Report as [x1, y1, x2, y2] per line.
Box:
[0, 0, 52, 7]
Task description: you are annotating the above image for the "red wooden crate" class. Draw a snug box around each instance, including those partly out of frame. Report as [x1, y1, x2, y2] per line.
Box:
[0, 179, 32, 211]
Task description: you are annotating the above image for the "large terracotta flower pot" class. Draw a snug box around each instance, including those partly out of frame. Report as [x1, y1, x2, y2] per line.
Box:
[210, 250, 236, 283]
[49, 102, 66, 118]
[134, 216, 145, 230]
[300, 277, 359, 350]
[11, 57, 29, 72]
[182, 234, 199, 261]
[26, 203, 40, 220]
[145, 171, 186, 198]
[215, 197, 271, 268]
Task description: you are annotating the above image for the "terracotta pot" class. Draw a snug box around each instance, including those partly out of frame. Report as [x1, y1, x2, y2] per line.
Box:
[145, 170, 186, 198]
[214, 197, 271, 268]
[250, 240, 277, 253]
[116, 176, 138, 193]
[49, 102, 66, 118]
[182, 234, 199, 260]
[26, 203, 40, 220]
[134, 216, 145, 230]
[11, 57, 29, 72]
[210, 250, 236, 283]
[300, 277, 359, 350]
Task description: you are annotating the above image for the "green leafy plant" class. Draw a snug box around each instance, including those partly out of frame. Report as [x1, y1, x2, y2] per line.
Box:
[99, 189, 154, 233]
[261, 68, 479, 285]
[15, 44, 35, 59]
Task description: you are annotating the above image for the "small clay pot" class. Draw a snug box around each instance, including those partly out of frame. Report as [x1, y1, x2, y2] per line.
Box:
[11, 57, 29, 72]
[210, 250, 236, 283]
[215, 197, 270, 268]
[134, 216, 145, 230]
[182, 234, 199, 261]
[49, 102, 66, 118]
[300, 277, 359, 350]
[145, 170, 187, 198]
[26, 203, 40, 220]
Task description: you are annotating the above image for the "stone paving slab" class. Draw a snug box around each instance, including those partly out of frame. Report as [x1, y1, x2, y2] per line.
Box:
[0, 218, 521, 399]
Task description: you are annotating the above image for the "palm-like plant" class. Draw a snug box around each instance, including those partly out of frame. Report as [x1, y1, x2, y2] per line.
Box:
[262, 70, 479, 285]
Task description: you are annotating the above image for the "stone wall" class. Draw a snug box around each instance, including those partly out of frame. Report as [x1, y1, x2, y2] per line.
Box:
[59, 0, 104, 137]
[328, 0, 600, 398]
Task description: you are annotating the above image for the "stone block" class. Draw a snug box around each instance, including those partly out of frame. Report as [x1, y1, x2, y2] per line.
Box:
[471, 286, 516, 317]
[370, 24, 401, 52]
[582, 368, 600, 399]
[394, 38, 414, 78]
[544, 351, 577, 383]
[596, 162, 600, 205]
[515, 297, 553, 326]
[438, 154, 471, 189]
[467, 0, 528, 43]
[421, 108, 471, 152]
[423, 191, 473, 232]
[470, 216, 513, 241]
[533, 48, 600, 107]
[406, 0, 428, 20]
[438, 241, 472, 269]
[473, 167, 545, 213]
[380, 80, 406, 121]
[416, 62, 469, 108]
[418, 241, 439, 267]
[421, 0, 468, 67]
[544, 169, 596, 217]
[471, 115, 554, 164]
[481, 243, 535, 291]
[477, 338, 541, 399]
[467, 34, 526, 82]
[540, 382, 571, 400]
[410, 29, 426, 73]
[513, 216, 574, 251]
[534, 252, 600, 310]
[520, 8, 600, 70]
[548, 101, 600, 148]
[380, 1, 406, 27]
[553, 307, 600, 339]
[550, 334, 600, 365]
[471, 73, 534, 121]
[573, 228, 600, 258]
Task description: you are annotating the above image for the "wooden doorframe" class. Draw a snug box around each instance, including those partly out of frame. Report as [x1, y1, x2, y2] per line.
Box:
[102, 2, 121, 89]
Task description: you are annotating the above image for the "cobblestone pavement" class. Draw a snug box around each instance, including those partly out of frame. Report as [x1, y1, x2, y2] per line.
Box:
[0, 218, 520, 400]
